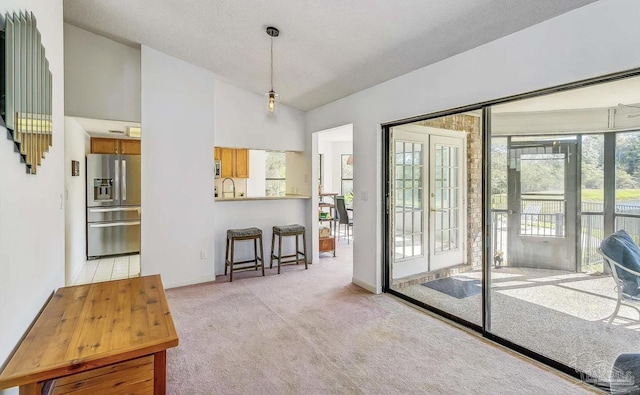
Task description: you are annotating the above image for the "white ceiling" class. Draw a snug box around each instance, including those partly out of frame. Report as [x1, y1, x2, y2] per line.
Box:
[62, 0, 596, 112]
[494, 75, 640, 113]
[71, 117, 141, 138]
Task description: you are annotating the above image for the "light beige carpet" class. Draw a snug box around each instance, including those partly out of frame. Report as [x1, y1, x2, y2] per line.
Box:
[165, 245, 594, 394]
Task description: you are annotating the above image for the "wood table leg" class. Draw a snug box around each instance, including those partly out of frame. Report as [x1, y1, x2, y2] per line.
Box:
[154, 350, 167, 395]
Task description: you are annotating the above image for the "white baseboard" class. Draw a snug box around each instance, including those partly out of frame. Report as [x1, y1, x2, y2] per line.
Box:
[163, 274, 216, 289]
[352, 277, 381, 294]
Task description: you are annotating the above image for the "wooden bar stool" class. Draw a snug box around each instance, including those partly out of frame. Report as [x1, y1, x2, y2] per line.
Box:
[270, 224, 308, 274]
[225, 227, 265, 282]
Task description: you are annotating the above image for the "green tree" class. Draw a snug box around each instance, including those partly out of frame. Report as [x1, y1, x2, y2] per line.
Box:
[615, 133, 640, 188]
[491, 141, 508, 195]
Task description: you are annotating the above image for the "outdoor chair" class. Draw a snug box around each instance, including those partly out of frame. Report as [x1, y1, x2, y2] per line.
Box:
[598, 230, 640, 325]
[610, 353, 640, 394]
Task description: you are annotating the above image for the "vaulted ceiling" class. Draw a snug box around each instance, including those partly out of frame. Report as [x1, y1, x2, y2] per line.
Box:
[63, 0, 597, 111]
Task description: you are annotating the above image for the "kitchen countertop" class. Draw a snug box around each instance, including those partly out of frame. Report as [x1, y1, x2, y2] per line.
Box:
[215, 195, 311, 202]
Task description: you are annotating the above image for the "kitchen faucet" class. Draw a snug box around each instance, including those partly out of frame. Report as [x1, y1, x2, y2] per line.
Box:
[222, 178, 236, 198]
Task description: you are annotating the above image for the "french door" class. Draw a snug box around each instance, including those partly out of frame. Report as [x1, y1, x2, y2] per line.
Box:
[391, 127, 466, 279]
[430, 135, 465, 271]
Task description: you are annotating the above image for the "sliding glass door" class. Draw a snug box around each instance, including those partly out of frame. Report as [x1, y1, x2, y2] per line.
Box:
[384, 73, 640, 390]
[388, 112, 482, 326]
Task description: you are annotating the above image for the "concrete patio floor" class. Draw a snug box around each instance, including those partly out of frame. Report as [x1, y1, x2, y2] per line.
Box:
[395, 266, 640, 385]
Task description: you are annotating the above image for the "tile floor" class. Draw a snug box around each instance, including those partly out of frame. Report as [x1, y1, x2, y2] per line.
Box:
[73, 254, 141, 285]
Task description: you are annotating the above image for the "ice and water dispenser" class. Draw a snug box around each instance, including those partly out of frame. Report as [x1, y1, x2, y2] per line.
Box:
[93, 178, 113, 201]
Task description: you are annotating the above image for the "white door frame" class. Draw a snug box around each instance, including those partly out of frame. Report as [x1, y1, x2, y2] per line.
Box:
[390, 124, 467, 279]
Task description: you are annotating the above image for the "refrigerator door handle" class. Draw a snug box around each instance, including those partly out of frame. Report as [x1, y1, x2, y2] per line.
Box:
[89, 221, 141, 228]
[114, 159, 120, 201]
[89, 207, 140, 213]
[122, 159, 127, 201]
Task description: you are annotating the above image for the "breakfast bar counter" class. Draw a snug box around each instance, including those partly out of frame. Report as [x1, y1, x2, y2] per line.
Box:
[215, 195, 311, 202]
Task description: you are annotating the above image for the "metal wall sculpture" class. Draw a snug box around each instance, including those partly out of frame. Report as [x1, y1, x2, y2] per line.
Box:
[1, 11, 52, 174]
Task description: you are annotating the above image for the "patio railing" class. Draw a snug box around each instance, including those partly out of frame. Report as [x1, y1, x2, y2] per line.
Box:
[490, 196, 640, 271]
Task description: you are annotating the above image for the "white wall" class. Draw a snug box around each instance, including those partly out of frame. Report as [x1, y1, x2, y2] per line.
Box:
[318, 138, 333, 193]
[64, 117, 90, 285]
[64, 23, 141, 122]
[247, 150, 266, 196]
[306, 0, 640, 294]
[214, 80, 306, 151]
[0, 1, 65, 393]
[141, 46, 215, 288]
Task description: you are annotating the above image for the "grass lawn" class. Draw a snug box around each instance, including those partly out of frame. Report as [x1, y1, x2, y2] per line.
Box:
[491, 190, 640, 206]
[582, 189, 640, 201]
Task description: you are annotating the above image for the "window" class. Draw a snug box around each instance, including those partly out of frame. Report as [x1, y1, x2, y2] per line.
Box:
[265, 151, 286, 196]
[341, 154, 353, 202]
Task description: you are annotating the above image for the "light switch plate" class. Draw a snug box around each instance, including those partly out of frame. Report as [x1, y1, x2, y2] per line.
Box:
[361, 191, 368, 201]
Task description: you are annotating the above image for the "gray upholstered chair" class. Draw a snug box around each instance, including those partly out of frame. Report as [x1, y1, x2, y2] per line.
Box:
[335, 196, 353, 243]
[610, 353, 640, 394]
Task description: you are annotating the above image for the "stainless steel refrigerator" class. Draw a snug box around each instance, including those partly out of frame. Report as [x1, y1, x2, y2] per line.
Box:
[86, 154, 141, 258]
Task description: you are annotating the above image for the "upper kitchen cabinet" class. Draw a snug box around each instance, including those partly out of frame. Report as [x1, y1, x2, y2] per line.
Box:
[91, 138, 119, 154]
[216, 147, 249, 178]
[235, 149, 249, 178]
[120, 139, 142, 155]
[91, 138, 141, 155]
[220, 148, 233, 178]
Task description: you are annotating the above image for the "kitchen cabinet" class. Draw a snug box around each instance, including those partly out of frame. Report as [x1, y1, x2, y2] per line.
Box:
[218, 147, 249, 178]
[120, 139, 141, 155]
[91, 137, 140, 155]
[235, 149, 249, 178]
[220, 148, 234, 178]
[90, 137, 119, 154]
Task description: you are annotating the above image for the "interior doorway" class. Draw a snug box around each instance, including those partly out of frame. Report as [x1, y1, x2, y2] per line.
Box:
[64, 117, 142, 286]
[311, 124, 354, 265]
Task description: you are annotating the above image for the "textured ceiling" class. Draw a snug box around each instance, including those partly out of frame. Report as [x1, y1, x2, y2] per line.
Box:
[63, 0, 596, 111]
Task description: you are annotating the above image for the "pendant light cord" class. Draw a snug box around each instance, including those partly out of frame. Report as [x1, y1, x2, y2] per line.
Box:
[270, 36, 274, 92]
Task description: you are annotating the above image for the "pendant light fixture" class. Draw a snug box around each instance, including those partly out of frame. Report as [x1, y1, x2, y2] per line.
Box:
[265, 26, 280, 114]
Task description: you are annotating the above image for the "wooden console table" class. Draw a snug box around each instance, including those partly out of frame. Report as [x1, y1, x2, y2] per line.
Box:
[0, 275, 178, 395]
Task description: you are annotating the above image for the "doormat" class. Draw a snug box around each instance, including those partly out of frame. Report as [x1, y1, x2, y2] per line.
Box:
[421, 277, 481, 299]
